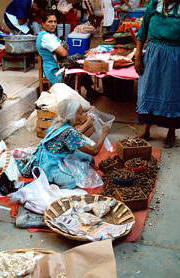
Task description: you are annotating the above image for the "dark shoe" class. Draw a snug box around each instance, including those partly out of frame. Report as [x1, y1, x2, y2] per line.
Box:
[164, 129, 176, 148]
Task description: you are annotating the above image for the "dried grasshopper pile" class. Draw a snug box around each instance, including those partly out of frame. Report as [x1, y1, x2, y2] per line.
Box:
[125, 157, 148, 169]
[99, 155, 124, 173]
[119, 137, 148, 147]
[101, 156, 159, 200]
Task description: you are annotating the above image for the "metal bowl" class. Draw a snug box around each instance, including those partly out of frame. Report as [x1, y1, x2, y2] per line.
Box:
[4, 35, 36, 54]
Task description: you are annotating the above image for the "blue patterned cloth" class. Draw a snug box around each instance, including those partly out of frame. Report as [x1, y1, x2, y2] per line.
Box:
[17, 124, 93, 189]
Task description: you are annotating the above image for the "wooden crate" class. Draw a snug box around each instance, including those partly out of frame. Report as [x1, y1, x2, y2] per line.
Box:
[115, 188, 148, 211]
[36, 110, 56, 138]
[36, 110, 95, 139]
[116, 140, 152, 161]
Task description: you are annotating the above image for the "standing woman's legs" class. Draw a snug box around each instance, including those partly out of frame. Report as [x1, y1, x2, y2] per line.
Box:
[140, 124, 151, 140]
[164, 128, 176, 148]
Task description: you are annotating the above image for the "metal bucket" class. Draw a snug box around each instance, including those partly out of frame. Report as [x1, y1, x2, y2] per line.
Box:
[4, 35, 36, 54]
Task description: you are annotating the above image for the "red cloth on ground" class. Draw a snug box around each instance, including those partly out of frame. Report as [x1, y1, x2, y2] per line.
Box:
[0, 197, 20, 217]
[28, 145, 161, 243]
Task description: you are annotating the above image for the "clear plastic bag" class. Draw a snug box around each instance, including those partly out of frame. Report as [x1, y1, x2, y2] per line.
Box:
[88, 108, 115, 152]
[64, 154, 103, 189]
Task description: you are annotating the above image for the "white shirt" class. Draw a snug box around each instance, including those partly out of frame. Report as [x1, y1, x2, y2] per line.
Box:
[102, 0, 114, 27]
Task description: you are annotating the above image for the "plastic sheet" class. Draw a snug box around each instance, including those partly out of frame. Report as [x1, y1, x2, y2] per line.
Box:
[88, 108, 115, 152]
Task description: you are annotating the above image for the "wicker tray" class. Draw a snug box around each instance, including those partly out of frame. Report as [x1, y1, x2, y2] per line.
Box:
[44, 194, 135, 241]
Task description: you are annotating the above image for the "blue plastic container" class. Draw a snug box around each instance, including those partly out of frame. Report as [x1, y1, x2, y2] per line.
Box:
[127, 8, 146, 18]
[68, 32, 91, 56]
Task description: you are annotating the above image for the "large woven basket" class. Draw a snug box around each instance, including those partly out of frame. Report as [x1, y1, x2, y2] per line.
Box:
[44, 194, 135, 241]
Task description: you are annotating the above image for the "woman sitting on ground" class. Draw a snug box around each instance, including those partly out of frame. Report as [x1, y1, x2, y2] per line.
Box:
[17, 99, 110, 188]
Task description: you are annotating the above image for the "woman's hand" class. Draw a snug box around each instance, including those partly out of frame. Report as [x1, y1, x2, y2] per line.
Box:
[102, 124, 110, 136]
[135, 53, 144, 75]
[86, 116, 94, 128]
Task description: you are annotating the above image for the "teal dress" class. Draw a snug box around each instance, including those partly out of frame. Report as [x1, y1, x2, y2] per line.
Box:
[136, 0, 180, 128]
[17, 124, 93, 189]
[36, 31, 64, 85]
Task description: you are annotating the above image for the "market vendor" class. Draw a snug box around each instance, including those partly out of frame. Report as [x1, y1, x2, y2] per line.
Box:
[110, 0, 132, 32]
[36, 10, 68, 85]
[17, 99, 110, 188]
[4, 0, 47, 34]
[37, 10, 99, 102]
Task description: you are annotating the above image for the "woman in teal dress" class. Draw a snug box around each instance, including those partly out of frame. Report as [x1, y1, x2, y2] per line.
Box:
[17, 99, 110, 189]
[135, 0, 180, 147]
[36, 11, 68, 85]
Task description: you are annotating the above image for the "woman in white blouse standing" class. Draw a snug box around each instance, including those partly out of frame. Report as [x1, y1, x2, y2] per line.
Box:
[102, 0, 114, 31]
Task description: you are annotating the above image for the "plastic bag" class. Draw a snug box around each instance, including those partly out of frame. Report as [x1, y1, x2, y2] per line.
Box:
[9, 167, 61, 214]
[9, 167, 86, 214]
[64, 154, 103, 189]
[88, 108, 115, 152]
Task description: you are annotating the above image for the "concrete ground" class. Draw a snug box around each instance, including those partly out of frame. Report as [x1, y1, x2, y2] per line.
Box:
[1, 94, 180, 277]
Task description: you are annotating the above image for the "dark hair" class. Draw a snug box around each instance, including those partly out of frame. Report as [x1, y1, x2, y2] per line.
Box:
[41, 10, 57, 23]
[34, 0, 48, 9]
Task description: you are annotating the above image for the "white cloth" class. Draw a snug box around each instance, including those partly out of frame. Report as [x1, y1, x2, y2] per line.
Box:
[102, 0, 114, 27]
[41, 33, 61, 52]
[5, 12, 30, 34]
[26, 83, 90, 132]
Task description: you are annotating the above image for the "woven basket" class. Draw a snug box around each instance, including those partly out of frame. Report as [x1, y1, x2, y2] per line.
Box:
[44, 194, 135, 241]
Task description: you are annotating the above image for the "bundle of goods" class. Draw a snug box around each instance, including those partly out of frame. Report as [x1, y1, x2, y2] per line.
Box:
[45, 194, 135, 241]
[116, 137, 152, 161]
[114, 43, 136, 50]
[117, 19, 141, 33]
[83, 59, 109, 73]
[110, 55, 134, 68]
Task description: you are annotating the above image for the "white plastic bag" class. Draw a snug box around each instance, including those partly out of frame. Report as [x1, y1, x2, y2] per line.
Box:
[9, 167, 86, 214]
[88, 109, 115, 152]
